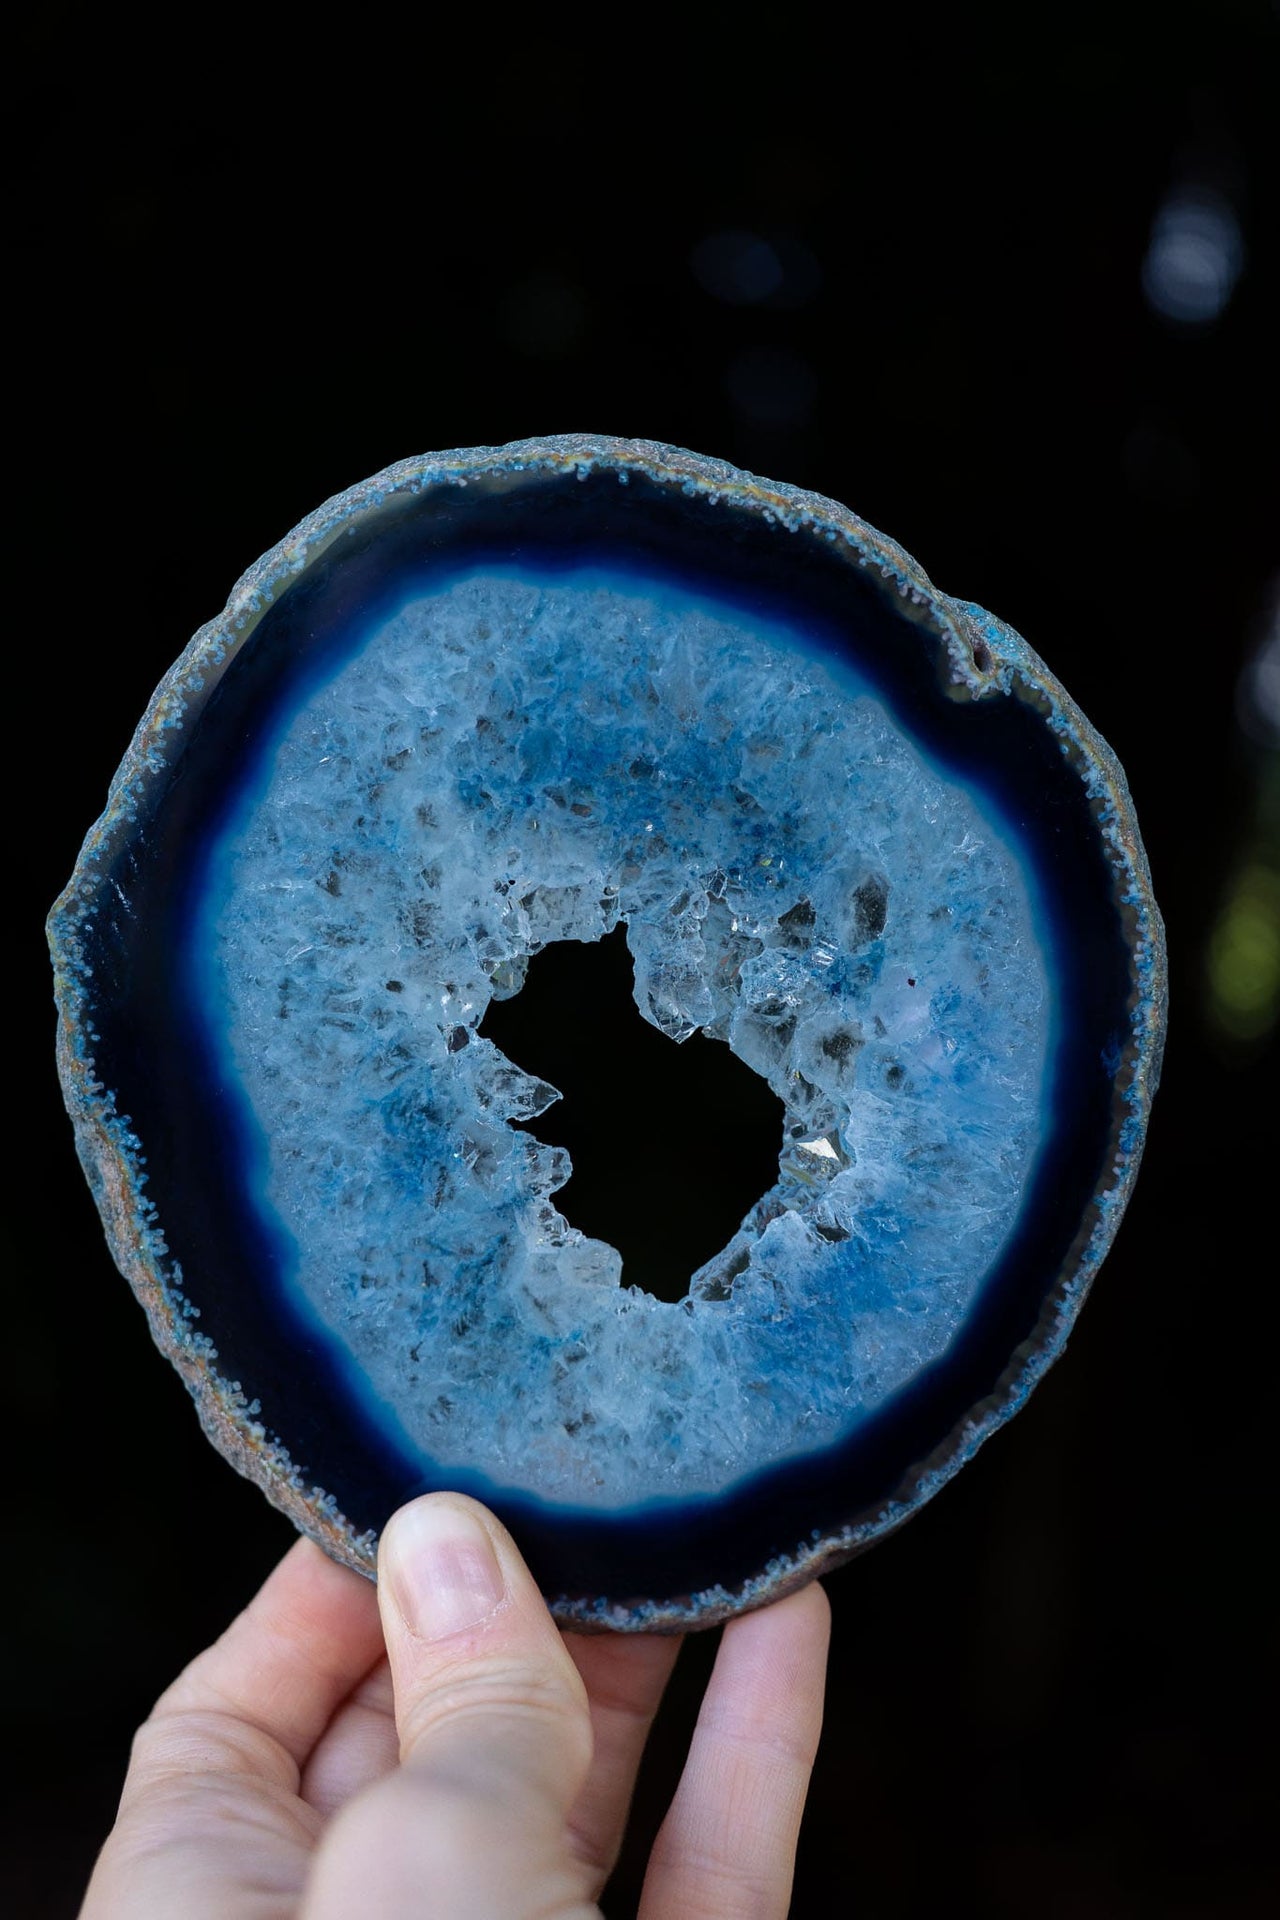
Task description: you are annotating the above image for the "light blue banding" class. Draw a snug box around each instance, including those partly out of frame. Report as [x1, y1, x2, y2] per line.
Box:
[196, 565, 1053, 1511]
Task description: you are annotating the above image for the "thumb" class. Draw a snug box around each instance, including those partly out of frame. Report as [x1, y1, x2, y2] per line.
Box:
[303, 1494, 596, 1920]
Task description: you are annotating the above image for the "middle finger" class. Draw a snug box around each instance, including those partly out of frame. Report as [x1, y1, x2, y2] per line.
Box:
[301, 1657, 398, 1818]
[562, 1630, 683, 1895]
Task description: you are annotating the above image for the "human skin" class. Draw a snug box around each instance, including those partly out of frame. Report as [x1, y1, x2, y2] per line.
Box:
[80, 1492, 831, 1918]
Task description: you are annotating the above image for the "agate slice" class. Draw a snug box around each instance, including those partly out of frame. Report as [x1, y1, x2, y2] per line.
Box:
[50, 435, 1166, 1628]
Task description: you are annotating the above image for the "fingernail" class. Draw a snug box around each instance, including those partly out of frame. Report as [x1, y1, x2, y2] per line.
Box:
[383, 1497, 506, 1635]
[385, 1499, 507, 1641]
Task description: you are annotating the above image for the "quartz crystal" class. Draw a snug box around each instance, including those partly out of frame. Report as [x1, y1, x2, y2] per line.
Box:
[49, 436, 1166, 1627]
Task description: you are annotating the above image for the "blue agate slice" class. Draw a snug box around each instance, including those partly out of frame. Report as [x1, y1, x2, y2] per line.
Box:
[49, 436, 1166, 1627]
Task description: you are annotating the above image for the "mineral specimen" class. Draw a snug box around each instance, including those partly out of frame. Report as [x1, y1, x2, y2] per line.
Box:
[49, 436, 1166, 1627]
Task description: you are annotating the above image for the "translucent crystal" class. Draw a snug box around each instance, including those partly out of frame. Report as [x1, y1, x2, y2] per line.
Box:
[50, 435, 1164, 1625]
[197, 567, 1050, 1507]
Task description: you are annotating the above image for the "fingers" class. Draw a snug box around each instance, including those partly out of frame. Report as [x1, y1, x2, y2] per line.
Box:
[145, 1535, 385, 1779]
[639, 1580, 830, 1920]
[300, 1657, 398, 1818]
[302, 1493, 597, 1920]
[562, 1630, 683, 1894]
[81, 1538, 384, 1920]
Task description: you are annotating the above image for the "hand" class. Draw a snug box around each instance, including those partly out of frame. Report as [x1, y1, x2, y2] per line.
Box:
[81, 1493, 830, 1917]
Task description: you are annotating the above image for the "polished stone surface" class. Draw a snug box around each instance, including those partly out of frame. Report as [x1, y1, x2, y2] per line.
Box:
[49, 436, 1165, 1626]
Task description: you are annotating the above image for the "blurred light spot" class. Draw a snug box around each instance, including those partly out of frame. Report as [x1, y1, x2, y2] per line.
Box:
[692, 229, 785, 305]
[1142, 187, 1243, 326]
[1207, 862, 1280, 1044]
[1123, 420, 1199, 505]
[102, 194, 157, 245]
[725, 345, 817, 428]
[691, 229, 823, 310]
[768, 235, 823, 309]
[1237, 582, 1280, 747]
[500, 274, 587, 357]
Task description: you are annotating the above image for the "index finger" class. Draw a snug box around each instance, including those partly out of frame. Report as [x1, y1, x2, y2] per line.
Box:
[563, 1628, 683, 1894]
[141, 1537, 385, 1784]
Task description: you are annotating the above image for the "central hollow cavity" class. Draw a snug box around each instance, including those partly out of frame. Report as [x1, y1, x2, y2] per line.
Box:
[193, 562, 1053, 1508]
[479, 924, 786, 1303]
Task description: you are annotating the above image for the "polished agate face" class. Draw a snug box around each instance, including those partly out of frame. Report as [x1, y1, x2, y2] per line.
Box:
[50, 437, 1165, 1627]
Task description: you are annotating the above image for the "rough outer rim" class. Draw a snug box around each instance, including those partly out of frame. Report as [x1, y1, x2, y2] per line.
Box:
[49, 433, 1167, 1629]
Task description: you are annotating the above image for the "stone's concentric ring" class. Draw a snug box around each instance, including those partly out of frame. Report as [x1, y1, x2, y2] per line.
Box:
[49, 436, 1166, 1629]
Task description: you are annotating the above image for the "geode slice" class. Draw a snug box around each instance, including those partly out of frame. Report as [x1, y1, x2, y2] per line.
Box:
[49, 435, 1166, 1628]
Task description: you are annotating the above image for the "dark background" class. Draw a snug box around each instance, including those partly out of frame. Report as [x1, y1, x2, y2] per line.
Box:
[11, 6, 1276, 1915]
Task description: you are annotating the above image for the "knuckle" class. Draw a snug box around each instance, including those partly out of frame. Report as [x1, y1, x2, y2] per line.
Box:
[401, 1656, 584, 1740]
[128, 1706, 294, 1788]
[113, 1765, 315, 1861]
